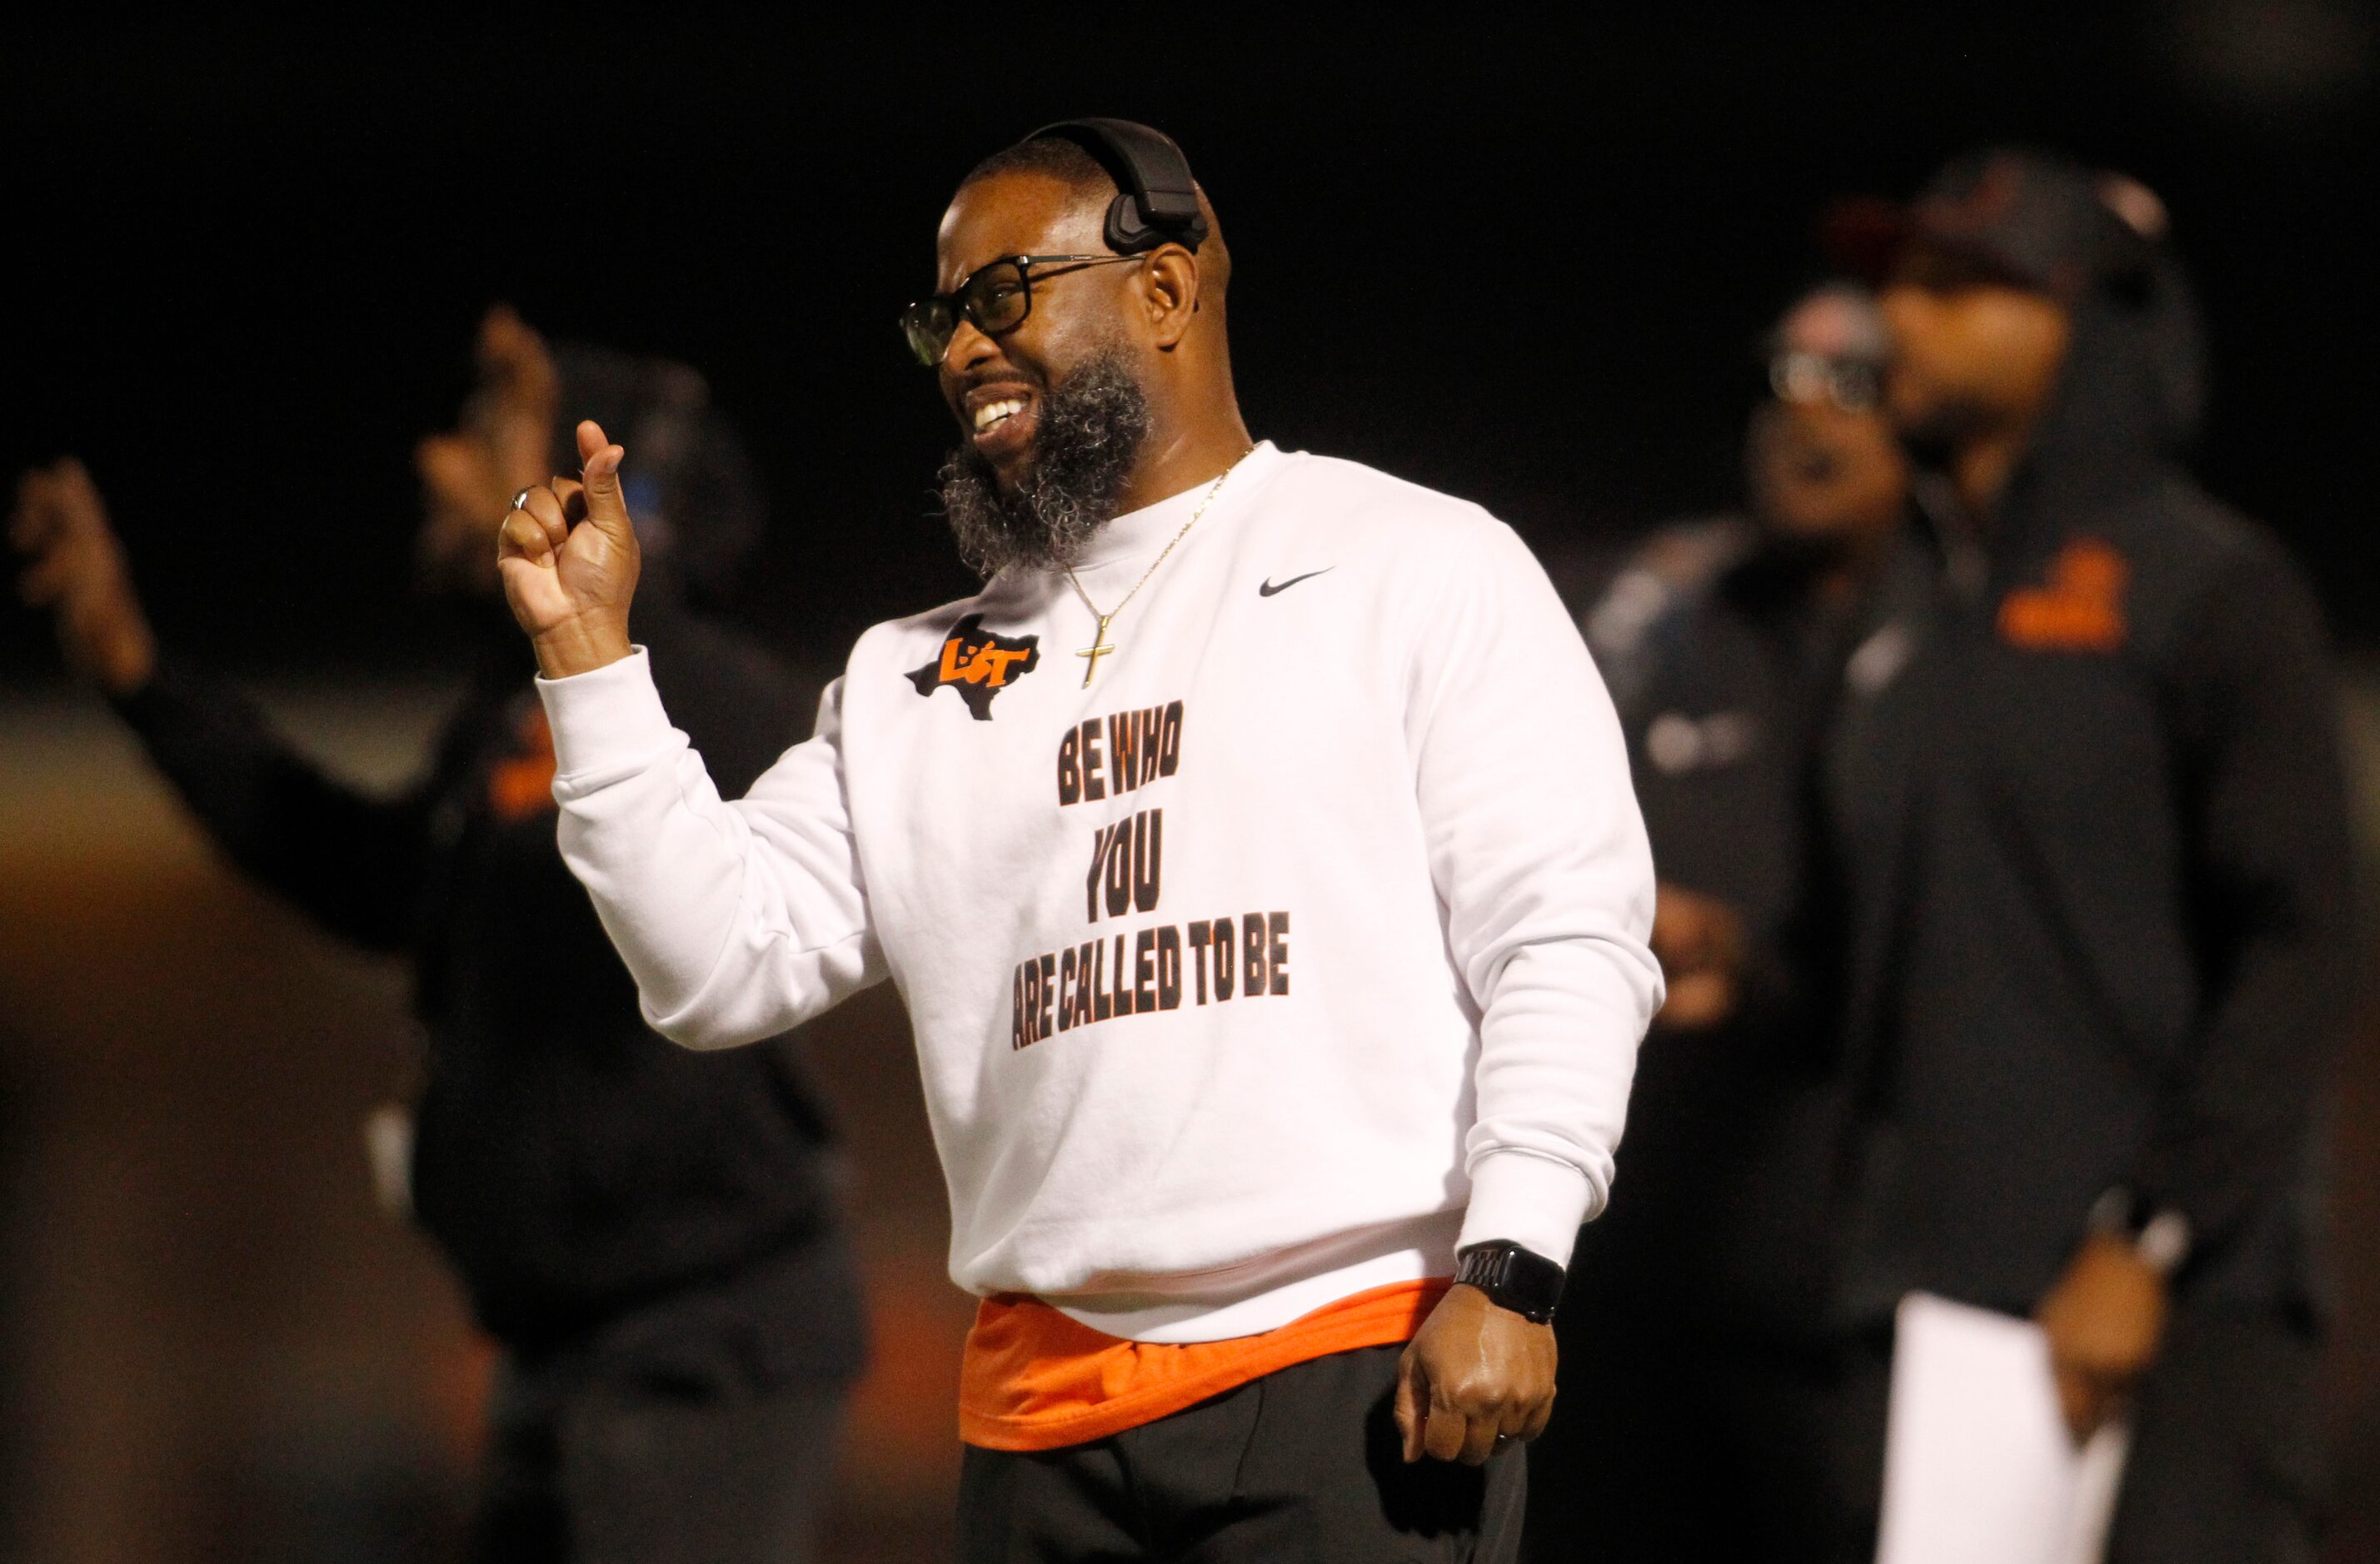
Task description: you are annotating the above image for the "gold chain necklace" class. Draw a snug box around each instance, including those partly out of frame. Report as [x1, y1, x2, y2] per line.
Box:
[1061, 447, 1253, 687]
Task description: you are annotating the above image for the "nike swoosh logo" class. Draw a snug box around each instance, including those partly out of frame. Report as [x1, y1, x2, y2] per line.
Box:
[1259, 569, 1334, 597]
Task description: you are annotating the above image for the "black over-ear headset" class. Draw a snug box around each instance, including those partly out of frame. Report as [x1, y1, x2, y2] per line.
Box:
[1023, 118, 1210, 254]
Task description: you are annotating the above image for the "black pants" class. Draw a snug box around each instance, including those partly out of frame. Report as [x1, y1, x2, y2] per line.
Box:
[957, 1342, 1527, 1562]
[1824, 1306, 2326, 1564]
[467, 1350, 845, 1564]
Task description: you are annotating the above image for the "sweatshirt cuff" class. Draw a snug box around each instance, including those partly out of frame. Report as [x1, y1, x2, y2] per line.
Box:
[105, 655, 186, 734]
[1458, 1150, 1593, 1270]
[536, 646, 679, 785]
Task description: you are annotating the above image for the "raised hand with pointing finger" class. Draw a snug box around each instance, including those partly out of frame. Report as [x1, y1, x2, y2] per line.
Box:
[11, 457, 158, 697]
[14, 330, 866, 1560]
[498, 419, 641, 680]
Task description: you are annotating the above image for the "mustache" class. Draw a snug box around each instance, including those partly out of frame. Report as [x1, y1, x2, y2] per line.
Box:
[951, 364, 1050, 400]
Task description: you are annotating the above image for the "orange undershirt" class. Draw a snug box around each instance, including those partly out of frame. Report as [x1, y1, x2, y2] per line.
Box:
[960, 1278, 1452, 1452]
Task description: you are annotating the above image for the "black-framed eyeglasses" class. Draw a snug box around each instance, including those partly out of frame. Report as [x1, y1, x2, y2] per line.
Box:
[899, 254, 1144, 367]
[1767, 351, 1884, 413]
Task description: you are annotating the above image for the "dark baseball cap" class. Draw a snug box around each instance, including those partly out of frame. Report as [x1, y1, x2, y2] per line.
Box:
[1829, 147, 2166, 301]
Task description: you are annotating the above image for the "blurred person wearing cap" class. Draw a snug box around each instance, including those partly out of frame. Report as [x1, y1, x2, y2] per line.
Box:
[1529, 284, 1910, 1564]
[1817, 149, 2353, 1561]
[10, 308, 867, 1564]
[490, 121, 1661, 1561]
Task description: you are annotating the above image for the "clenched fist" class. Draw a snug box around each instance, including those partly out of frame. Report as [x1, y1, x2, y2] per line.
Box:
[1393, 1283, 1557, 1466]
[11, 458, 157, 696]
[499, 420, 641, 680]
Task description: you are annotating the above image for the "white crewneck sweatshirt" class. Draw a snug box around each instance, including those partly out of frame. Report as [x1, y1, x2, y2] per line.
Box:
[538, 442, 1662, 1342]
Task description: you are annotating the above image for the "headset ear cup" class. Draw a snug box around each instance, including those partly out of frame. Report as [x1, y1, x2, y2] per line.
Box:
[1105, 192, 1154, 254]
[1024, 119, 1208, 252]
[1103, 192, 1210, 256]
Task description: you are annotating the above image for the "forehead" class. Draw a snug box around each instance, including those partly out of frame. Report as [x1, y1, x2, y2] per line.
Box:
[935, 171, 1110, 287]
[1779, 293, 1888, 360]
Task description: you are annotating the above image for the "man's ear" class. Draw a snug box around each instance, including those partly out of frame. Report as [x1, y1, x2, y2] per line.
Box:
[1140, 246, 1200, 350]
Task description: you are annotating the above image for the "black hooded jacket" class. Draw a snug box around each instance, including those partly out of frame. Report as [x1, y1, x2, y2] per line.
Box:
[1821, 273, 2356, 1324]
[114, 590, 868, 1377]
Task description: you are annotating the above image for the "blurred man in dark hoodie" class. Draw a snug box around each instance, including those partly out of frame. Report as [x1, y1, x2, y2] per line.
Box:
[1531, 283, 1909, 1563]
[10, 308, 866, 1564]
[1821, 150, 2353, 1562]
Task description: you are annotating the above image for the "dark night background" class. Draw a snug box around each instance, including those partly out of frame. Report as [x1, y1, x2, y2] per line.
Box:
[4, 8, 2378, 1562]
[4, 8, 2373, 684]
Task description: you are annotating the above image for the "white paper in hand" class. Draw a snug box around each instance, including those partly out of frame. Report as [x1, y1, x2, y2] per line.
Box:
[1875, 1292, 2130, 1564]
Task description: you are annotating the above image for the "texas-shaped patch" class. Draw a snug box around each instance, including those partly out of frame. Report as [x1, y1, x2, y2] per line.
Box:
[906, 613, 1041, 720]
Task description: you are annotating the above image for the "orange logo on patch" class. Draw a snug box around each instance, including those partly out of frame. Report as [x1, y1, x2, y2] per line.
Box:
[905, 613, 1042, 720]
[1998, 537, 2128, 653]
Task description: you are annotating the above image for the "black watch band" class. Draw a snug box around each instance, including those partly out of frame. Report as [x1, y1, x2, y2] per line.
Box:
[1454, 1240, 1566, 1324]
[2087, 1186, 2193, 1276]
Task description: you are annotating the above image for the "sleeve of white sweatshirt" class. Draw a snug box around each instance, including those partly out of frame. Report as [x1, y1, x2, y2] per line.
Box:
[537, 648, 886, 1047]
[1416, 517, 1664, 1270]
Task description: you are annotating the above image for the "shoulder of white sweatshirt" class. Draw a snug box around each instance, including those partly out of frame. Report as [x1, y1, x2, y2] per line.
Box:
[539, 442, 1663, 1341]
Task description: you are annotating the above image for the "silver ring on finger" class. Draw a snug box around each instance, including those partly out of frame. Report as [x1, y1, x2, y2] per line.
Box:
[511, 487, 534, 513]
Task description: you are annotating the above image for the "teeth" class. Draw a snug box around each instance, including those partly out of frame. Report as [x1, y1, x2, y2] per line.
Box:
[973, 398, 1025, 433]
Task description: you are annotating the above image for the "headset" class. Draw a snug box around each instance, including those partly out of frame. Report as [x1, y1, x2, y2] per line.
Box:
[1023, 118, 1210, 254]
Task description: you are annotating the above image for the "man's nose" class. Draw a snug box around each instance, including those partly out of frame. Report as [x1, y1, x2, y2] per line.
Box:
[946, 315, 1002, 374]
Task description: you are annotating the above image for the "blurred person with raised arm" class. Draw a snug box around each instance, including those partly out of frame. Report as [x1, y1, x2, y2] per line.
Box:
[10, 309, 866, 1564]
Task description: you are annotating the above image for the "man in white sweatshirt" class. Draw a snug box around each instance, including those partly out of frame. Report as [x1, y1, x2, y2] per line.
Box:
[496, 121, 1662, 1562]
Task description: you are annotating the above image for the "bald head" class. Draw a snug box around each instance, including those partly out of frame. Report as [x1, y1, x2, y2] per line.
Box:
[958, 134, 1110, 210]
[952, 135, 1231, 315]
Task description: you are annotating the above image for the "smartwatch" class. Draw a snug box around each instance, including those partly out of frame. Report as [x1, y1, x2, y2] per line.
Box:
[1454, 1240, 1567, 1324]
[2088, 1187, 2193, 1277]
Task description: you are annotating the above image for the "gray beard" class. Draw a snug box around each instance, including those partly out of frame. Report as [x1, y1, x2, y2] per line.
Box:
[938, 350, 1152, 580]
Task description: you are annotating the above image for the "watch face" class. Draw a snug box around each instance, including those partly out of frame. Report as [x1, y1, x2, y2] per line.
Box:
[1458, 1243, 1564, 1322]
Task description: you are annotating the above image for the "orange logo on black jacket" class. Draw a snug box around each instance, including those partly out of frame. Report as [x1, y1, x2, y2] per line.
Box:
[1998, 537, 2129, 653]
[488, 702, 559, 822]
[906, 614, 1042, 720]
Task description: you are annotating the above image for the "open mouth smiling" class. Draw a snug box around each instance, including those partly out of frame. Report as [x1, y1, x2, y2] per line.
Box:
[963, 385, 1039, 461]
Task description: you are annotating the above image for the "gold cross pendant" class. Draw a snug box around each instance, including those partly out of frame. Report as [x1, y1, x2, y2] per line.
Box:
[1076, 615, 1117, 687]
